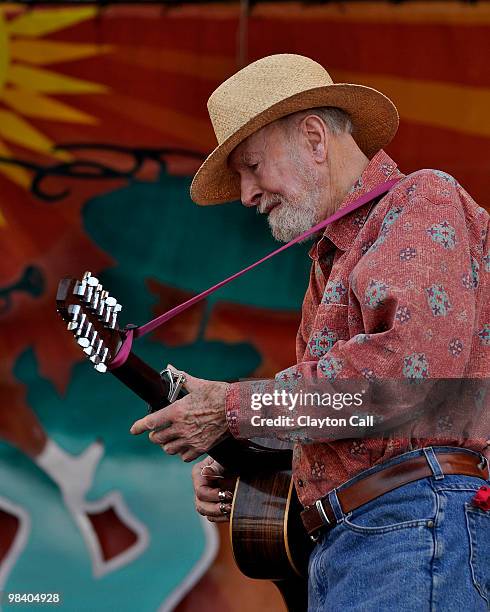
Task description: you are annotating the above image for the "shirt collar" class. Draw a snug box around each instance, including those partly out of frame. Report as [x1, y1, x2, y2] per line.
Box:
[309, 150, 404, 258]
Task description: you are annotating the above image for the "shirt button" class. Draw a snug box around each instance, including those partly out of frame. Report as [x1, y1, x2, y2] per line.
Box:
[297, 479, 304, 487]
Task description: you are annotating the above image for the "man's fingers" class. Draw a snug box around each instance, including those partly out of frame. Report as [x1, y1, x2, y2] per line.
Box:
[129, 416, 153, 435]
[200, 463, 226, 479]
[153, 421, 172, 433]
[182, 449, 202, 462]
[130, 402, 183, 436]
[191, 459, 232, 520]
[195, 500, 232, 519]
[160, 441, 203, 460]
[192, 457, 214, 478]
[197, 486, 233, 504]
[207, 515, 230, 523]
[149, 427, 179, 445]
[161, 441, 188, 455]
[192, 459, 225, 486]
[130, 406, 172, 435]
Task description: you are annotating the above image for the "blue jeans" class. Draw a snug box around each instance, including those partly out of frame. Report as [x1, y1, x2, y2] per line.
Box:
[308, 447, 490, 611]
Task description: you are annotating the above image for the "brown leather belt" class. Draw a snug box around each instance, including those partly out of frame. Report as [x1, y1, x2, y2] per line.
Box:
[301, 451, 489, 538]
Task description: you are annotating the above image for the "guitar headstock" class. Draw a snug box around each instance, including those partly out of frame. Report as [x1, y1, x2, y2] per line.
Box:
[56, 271, 124, 373]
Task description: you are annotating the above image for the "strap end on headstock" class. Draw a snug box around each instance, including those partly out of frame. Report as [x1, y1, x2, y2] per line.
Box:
[107, 326, 136, 371]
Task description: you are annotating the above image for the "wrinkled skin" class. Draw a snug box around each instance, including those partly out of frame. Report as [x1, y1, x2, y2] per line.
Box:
[130, 365, 230, 462]
[192, 457, 236, 522]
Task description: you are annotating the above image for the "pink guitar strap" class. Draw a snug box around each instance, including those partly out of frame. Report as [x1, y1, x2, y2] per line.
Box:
[108, 178, 400, 370]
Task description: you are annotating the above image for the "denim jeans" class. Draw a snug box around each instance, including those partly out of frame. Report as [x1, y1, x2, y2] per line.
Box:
[308, 447, 490, 611]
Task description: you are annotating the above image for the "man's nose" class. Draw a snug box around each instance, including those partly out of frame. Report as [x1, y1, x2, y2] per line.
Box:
[240, 178, 262, 208]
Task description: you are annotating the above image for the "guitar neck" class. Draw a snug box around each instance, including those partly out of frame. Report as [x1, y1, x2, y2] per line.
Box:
[111, 351, 171, 410]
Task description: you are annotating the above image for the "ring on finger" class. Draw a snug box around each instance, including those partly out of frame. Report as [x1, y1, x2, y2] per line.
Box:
[200, 457, 215, 477]
[219, 502, 230, 516]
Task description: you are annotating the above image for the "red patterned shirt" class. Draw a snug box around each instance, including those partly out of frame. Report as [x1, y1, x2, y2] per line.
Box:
[225, 150, 490, 507]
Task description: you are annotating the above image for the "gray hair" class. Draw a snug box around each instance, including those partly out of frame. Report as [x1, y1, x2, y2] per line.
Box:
[280, 106, 353, 137]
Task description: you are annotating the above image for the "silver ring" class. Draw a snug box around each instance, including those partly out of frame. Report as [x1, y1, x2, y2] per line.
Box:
[200, 459, 214, 477]
[219, 502, 230, 516]
[218, 490, 227, 502]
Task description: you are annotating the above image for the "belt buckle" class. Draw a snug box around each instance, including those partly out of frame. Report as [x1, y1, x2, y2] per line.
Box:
[308, 499, 332, 543]
[316, 498, 331, 527]
[478, 452, 489, 477]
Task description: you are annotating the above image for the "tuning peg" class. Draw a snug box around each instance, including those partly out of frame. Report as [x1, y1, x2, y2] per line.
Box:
[96, 291, 109, 317]
[101, 298, 114, 323]
[68, 304, 81, 317]
[77, 322, 93, 348]
[73, 280, 87, 298]
[110, 303, 122, 329]
[75, 314, 87, 336]
[105, 296, 117, 308]
[91, 285, 103, 311]
[93, 346, 109, 373]
[93, 346, 109, 370]
[74, 272, 98, 301]
[103, 308, 111, 324]
[67, 305, 81, 329]
[89, 339, 104, 363]
[87, 276, 99, 287]
[82, 330, 98, 355]
[84, 286, 94, 303]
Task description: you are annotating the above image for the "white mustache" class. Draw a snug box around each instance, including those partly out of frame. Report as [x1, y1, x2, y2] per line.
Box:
[258, 194, 284, 214]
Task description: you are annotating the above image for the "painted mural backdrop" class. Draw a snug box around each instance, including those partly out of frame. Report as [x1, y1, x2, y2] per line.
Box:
[0, 3, 488, 610]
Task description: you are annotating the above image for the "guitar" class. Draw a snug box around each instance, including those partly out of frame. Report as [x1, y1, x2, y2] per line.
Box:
[56, 272, 313, 611]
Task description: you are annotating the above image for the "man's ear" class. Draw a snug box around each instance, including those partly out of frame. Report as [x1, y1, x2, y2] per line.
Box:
[301, 115, 328, 163]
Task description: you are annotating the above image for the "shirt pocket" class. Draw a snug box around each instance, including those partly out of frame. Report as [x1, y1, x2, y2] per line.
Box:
[305, 303, 350, 361]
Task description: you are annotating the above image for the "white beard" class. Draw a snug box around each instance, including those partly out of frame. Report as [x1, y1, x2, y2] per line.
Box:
[260, 171, 323, 243]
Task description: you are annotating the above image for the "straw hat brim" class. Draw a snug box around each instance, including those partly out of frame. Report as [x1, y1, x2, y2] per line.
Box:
[190, 83, 399, 205]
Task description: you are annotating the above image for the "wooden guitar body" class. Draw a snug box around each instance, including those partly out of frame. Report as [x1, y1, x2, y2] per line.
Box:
[231, 469, 313, 611]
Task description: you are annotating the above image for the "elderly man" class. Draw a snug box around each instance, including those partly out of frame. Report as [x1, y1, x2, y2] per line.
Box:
[131, 55, 490, 610]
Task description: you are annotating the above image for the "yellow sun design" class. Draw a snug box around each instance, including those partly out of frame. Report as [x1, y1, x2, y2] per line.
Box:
[0, 6, 112, 218]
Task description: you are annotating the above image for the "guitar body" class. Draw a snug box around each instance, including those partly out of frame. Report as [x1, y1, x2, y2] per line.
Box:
[56, 274, 313, 612]
[231, 469, 313, 611]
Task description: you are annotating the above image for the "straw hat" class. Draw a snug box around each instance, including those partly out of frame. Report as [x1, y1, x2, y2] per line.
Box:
[190, 54, 399, 206]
